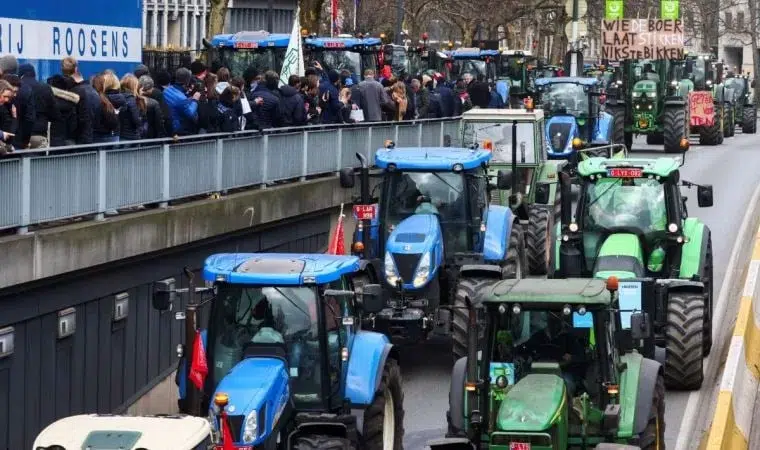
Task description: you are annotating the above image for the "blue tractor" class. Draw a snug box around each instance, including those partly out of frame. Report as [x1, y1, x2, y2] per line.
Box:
[303, 35, 382, 82]
[151, 253, 404, 449]
[204, 30, 291, 76]
[338, 145, 525, 361]
[534, 77, 620, 164]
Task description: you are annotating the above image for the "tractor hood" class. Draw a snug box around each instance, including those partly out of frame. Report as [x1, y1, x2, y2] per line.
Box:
[385, 214, 442, 290]
[211, 357, 290, 445]
[545, 115, 579, 157]
[593, 233, 645, 279]
[496, 373, 566, 431]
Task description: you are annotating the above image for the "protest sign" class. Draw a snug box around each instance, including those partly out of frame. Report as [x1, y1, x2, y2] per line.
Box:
[601, 19, 684, 61]
[689, 91, 715, 127]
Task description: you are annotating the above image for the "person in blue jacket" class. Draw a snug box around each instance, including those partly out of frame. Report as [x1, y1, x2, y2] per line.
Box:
[163, 67, 200, 136]
[250, 71, 282, 129]
[319, 70, 344, 124]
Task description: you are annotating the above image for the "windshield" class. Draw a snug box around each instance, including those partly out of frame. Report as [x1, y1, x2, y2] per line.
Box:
[208, 284, 327, 405]
[691, 62, 706, 85]
[461, 121, 539, 164]
[390, 47, 409, 76]
[538, 83, 589, 117]
[725, 78, 746, 97]
[309, 50, 377, 78]
[215, 48, 285, 77]
[451, 59, 495, 80]
[583, 177, 667, 233]
[501, 57, 526, 86]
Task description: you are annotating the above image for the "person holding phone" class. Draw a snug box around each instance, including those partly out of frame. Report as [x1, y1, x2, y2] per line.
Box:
[0, 79, 16, 153]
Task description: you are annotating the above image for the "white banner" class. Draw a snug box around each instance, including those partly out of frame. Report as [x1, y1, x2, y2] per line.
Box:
[0, 17, 142, 62]
[279, 8, 305, 87]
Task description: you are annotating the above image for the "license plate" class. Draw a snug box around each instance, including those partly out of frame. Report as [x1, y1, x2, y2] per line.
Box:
[510, 443, 531, 450]
[607, 167, 642, 178]
[215, 447, 252, 450]
[353, 204, 376, 220]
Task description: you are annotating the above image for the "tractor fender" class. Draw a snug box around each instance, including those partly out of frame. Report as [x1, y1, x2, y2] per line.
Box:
[358, 258, 381, 283]
[345, 331, 398, 407]
[483, 205, 516, 261]
[659, 278, 705, 294]
[447, 356, 468, 434]
[679, 220, 710, 280]
[459, 264, 503, 279]
[427, 438, 475, 450]
[664, 98, 686, 107]
[633, 358, 664, 434]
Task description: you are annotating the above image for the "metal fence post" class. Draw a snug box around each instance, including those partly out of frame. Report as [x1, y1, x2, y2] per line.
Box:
[366, 127, 373, 163]
[439, 122, 445, 146]
[18, 157, 31, 234]
[336, 128, 343, 173]
[96, 150, 107, 221]
[160, 144, 171, 208]
[394, 124, 399, 143]
[301, 131, 308, 181]
[417, 122, 423, 147]
[261, 135, 269, 189]
[215, 139, 224, 193]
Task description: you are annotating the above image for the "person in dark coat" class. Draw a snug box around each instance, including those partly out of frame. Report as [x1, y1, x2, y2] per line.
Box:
[146, 71, 173, 136]
[91, 73, 120, 142]
[18, 64, 60, 148]
[138, 75, 167, 139]
[46, 74, 81, 146]
[61, 57, 94, 144]
[319, 70, 344, 124]
[0, 80, 16, 153]
[216, 85, 242, 133]
[250, 71, 282, 129]
[279, 74, 306, 127]
[2, 67, 35, 149]
[116, 73, 142, 141]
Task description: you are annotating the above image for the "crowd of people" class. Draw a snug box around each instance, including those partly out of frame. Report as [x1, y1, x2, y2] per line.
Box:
[0, 54, 505, 153]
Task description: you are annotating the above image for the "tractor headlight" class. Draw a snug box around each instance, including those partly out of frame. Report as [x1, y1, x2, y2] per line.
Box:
[413, 252, 431, 288]
[632, 92, 642, 98]
[671, 80, 678, 87]
[707, 80, 713, 86]
[385, 252, 399, 286]
[646, 91, 657, 98]
[668, 223, 678, 233]
[569, 222, 579, 232]
[243, 410, 258, 443]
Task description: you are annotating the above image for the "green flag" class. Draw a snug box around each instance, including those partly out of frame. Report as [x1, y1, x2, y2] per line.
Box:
[606, 0, 624, 19]
[661, 0, 679, 19]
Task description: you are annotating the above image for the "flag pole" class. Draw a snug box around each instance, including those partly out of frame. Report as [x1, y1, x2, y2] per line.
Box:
[353, 1, 358, 33]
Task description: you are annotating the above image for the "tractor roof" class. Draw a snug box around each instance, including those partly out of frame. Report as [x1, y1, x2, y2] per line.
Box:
[203, 253, 360, 285]
[304, 36, 382, 48]
[480, 278, 611, 307]
[461, 108, 545, 121]
[535, 77, 599, 87]
[210, 31, 291, 48]
[577, 156, 681, 178]
[450, 48, 499, 58]
[375, 147, 491, 170]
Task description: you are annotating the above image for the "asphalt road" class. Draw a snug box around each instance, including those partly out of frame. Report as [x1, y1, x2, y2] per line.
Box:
[399, 130, 760, 449]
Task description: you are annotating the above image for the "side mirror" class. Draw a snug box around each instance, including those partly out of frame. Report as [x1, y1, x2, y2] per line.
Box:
[697, 184, 713, 207]
[152, 283, 174, 311]
[534, 181, 551, 205]
[496, 170, 513, 190]
[339, 168, 355, 188]
[630, 312, 652, 340]
[357, 283, 384, 314]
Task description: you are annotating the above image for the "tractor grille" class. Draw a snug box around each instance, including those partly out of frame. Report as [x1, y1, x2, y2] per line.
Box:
[392, 253, 421, 283]
[548, 122, 572, 152]
[227, 415, 244, 439]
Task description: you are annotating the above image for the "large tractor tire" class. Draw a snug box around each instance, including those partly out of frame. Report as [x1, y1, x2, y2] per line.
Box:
[609, 106, 627, 147]
[724, 105, 736, 137]
[452, 278, 492, 361]
[624, 132, 633, 151]
[294, 437, 355, 450]
[526, 205, 552, 275]
[646, 133, 664, 146]
[699, 106, 724, 145]
[702, 233, 714, 357]
[663, 107, 687, 153]
[636, 374, 666, 450]
[664, 292, 705, 390]
[742, 105, 758, 133]
[362, 358, 404, 450]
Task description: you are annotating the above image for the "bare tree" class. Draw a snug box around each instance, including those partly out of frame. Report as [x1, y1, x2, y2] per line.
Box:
[207, 0, 228, 38]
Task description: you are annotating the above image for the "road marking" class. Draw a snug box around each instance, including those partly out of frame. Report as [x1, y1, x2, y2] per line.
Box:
[703, 224, 760, 449]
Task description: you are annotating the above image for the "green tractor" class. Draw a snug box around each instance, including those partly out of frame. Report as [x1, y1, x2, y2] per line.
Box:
[499, 50, 539, 107]
[553, 152, 714, 390]
[673, 53, 729, 145]
[605, 59, 690, 153]
[724, 72, 758, 134]
[428, 278, 665, 450]
[460, 108, 565, 275]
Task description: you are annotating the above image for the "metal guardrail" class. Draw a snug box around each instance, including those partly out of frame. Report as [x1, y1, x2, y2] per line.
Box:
[0, 118, 463, 233]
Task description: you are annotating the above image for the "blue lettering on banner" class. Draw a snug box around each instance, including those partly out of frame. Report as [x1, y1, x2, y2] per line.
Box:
[65, 28, 73, 55]
[90, 30, 97, 56]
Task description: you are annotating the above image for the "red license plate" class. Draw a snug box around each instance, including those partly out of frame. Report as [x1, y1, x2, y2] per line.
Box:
[234, 42, 258, 49]
[324, 42, 346, 48]
[215, 447, 252, 450]
[510, 443, 531, 450]
[353, 204, 376, 220]
[607, 168, 642, 178]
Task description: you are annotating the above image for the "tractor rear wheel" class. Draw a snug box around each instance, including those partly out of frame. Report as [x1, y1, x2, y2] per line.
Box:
[699, 106, 724, 145]
[664, 292, 705, 390]
[646, 133, 664, 145]
[703, 233, 714, 357]
[724, 105, 735, 137]
[743, 105, 757, 133]
[637, 374, 666, 450]
[663, 106, 687, 153]
[362, 358, 404, 450]
[610, 106, 626, 146]
[294, 436, 355, 450]
[452, 278, 492, 361]
[526, 205, 552, 275]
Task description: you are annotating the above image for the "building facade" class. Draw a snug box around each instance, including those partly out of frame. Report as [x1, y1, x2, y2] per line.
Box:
[717, 0, 755, 76]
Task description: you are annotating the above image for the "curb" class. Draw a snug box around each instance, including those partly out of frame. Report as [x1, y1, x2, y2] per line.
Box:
[704, 223, 760, 449]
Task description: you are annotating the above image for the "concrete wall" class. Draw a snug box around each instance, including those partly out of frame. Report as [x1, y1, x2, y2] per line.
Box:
[0, 177, 360, 291]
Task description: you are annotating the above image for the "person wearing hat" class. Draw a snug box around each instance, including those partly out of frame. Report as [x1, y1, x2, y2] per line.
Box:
[19, 63, 60, 148]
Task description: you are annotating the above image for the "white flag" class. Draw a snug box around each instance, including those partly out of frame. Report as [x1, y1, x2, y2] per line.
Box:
[279, 8, 305, 87]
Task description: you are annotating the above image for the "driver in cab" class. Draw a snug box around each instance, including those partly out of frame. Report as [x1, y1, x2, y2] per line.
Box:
[519, 314, 586, 395]
[250, 297, 286, 344]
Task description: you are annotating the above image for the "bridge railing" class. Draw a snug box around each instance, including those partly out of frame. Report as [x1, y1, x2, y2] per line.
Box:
[0, 118, 463, 233]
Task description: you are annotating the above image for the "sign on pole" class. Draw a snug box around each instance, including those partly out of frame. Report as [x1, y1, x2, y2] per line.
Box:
[601, 19, 684, 61]
[605, 0, 624, 19]
[661, 0, 680, 19]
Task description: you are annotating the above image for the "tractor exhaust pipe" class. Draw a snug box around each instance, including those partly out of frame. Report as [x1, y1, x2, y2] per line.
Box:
[511, 120, 518, 200]
[465, 296, 482, 445]
[559, 171, 573, 227]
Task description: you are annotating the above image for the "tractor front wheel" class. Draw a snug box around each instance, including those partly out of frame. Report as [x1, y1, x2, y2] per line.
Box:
[610, 106, 626, 147]
[743, 105, 758, 133]
[724, 105, 736, 137]
[526, 205, 552, 276]
[362, 358, 404, 450]
[703, 233, 714, 357]
[637, 374, 666, 450]
[663, 106, 687, 153]
[664, 292, 705, 390]
[294, 436, 355, 450]
[452, 278, 491, 361]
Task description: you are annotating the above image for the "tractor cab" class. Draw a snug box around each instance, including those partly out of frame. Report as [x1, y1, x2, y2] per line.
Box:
[151, 253, 400, 448]
[499, 50, 538, 106]
[304, 35, 382, 82]
[534, 77, 617, 161]
[433, 277, 664, 449]
[448, 48, 500, 83]
[206, 30, 290, 75]
[382, 41, 442, 78]
[723, 72, 758, 133]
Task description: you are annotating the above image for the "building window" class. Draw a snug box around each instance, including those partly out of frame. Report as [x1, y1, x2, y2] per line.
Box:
[737, 12, 745, 31]
[725, 12, 733, 30]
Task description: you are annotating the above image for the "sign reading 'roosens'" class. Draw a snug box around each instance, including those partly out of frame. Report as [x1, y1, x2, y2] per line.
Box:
[601, 19, 684, 61]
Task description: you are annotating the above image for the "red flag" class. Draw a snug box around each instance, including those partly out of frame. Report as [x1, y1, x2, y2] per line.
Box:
[327, 205, 346, 255]
[188, 330, 208, 390]
[220, 411, 235, 450]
